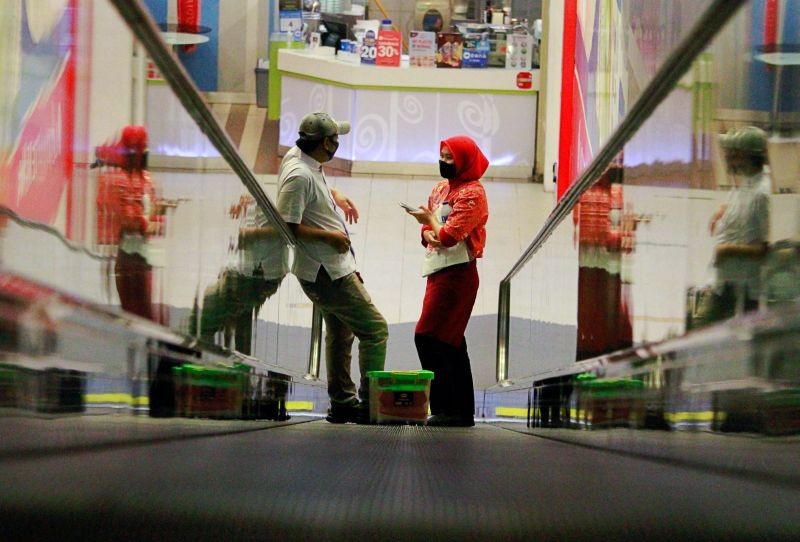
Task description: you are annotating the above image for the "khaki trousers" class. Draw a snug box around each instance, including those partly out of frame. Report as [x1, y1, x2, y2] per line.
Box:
[299, 269, 388, 405]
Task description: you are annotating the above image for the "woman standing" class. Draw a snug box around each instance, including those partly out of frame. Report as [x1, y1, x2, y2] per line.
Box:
[406, 135, 489, 427]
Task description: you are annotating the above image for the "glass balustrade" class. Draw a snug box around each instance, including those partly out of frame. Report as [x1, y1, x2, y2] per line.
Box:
[490, 0, 800, 443]
[0, 0, 327, 433]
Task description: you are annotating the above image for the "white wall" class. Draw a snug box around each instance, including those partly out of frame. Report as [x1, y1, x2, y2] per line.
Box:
[538, 0, 563, 194]
[217, 0, 270, 95]
[88, 0, 135, 151]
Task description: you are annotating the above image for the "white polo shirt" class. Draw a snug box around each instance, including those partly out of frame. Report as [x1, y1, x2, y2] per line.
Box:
[714, 169, 771, 294]
[232, 203, 290, 281]
[276, 146, 356, 282]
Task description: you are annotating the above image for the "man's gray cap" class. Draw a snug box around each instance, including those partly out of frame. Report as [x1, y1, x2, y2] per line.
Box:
[298, 112, 351, 140]
[720, 126, 767, 155]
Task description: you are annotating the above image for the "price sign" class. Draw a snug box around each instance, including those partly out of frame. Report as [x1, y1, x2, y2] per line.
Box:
[360, 30, 377, 65]
[375, 30, 401, 67]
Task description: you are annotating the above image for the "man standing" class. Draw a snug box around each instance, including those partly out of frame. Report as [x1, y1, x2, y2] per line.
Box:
[195, 194, 289, 355]
[692, 126, 771, 328]
[276, 112, 388, 424]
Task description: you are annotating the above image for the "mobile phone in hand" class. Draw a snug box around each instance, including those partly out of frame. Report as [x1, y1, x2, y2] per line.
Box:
[399, 202, 417, 212]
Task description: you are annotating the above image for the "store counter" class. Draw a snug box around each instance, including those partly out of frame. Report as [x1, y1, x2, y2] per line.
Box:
[277, 48, 540, 179]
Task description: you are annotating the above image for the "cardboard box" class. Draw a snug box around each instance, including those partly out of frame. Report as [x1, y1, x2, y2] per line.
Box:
[436, 33, 463, 68]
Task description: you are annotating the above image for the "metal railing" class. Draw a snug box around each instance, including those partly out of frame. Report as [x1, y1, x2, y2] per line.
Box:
[495, 0, 748, 384]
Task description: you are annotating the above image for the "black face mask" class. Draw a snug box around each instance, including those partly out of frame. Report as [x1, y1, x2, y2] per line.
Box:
[124, 150, 148, 171]
[324, 138, 339, 161]
[439, 160, 457, 179]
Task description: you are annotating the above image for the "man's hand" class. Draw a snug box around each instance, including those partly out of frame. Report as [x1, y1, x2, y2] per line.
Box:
[709, 204, 727, 235]
[229, 194, 254, 218]
[331, 188, 359, 224]
[288, 222, 351, 253]
[326, 231, 352, 253]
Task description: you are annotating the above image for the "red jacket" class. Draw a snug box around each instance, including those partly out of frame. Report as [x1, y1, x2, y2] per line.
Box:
[422, 135, 490, 258]
[96, 169, 156, 245]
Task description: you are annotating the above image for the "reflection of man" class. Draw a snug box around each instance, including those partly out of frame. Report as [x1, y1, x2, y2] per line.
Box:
[693, 126, 771, 328]
[196, 195, 289, 355]
[276, 112, 387, 424]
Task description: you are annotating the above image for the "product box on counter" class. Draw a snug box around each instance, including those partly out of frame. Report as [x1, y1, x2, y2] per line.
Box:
[506, 33, 534, 70]
[462, 32, 490, 68]
[436, 32, 463, 68]
[409, 30, 437, 67]
[488, 41, 507, 67]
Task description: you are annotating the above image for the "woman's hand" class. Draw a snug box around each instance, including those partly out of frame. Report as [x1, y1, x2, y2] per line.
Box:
[423, 229, 441, 248]
[331, 188, 359, 224]
[408, 205, 435, 227]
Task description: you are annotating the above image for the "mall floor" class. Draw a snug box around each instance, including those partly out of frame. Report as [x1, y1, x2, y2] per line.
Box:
[1, 415, 799, 541]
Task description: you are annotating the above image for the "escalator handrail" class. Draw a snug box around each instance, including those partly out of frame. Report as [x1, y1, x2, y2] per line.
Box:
[0, 206, 114, 262]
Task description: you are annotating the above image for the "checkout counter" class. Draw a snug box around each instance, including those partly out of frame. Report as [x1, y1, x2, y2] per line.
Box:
[276, 46, 539, 180]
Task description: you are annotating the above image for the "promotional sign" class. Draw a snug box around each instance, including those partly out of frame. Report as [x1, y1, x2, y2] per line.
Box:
[506, 34, 533, 70]
[278, 0, 303, 42]
[360, 29, 378, 65]
[0, 0, 77, 227]
[375, 30, 401, 67]
[279, 11, 303, 41]
[408, 31, 436, 67]
[2, 59, 75, 225]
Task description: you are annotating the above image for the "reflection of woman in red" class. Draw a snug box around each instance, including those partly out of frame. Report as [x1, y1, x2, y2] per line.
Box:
[95, 126, 169, 323]
[573, 163, 635, 361]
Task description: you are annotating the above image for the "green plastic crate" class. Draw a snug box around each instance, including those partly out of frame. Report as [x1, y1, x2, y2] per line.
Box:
[366, 370, 434, 425]
[172, 364, 243, 419]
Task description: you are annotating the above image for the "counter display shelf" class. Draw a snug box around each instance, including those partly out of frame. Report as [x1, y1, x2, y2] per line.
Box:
[277, 49, 540, 179]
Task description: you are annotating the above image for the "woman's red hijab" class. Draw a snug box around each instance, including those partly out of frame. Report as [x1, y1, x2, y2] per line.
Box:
[441, 135, 489, 187]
